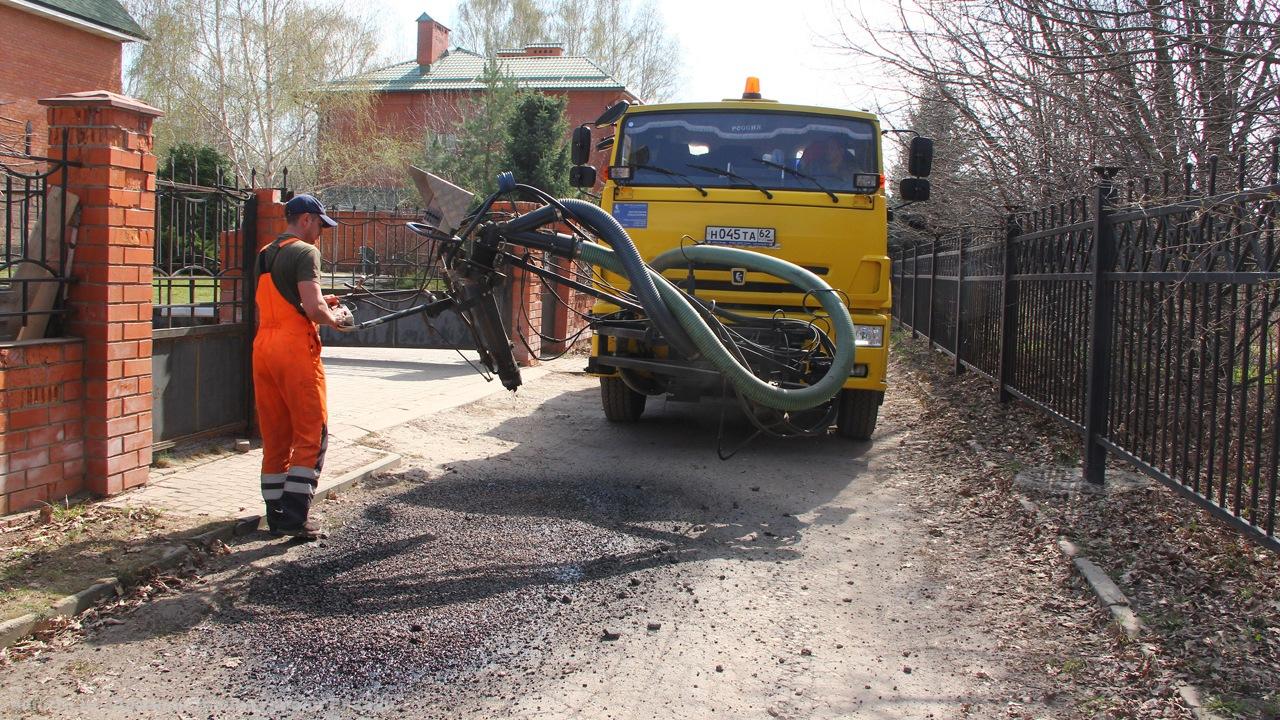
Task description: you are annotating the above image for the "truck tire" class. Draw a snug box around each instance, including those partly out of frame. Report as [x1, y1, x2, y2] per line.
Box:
[601, 376, 646, 422]
[836, 389, 882, 440]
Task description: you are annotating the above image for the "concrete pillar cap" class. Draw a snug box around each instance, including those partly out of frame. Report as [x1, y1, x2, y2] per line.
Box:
[38, 91, 164, 118]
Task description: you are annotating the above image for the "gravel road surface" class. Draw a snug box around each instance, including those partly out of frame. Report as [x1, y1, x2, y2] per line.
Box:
[0, 362, 1144, 719]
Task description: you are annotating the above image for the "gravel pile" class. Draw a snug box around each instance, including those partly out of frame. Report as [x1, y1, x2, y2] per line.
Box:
[211, 471, 711, 700]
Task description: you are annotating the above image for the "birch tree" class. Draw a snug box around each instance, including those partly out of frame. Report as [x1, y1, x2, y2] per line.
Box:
[123, 0, 381, 186]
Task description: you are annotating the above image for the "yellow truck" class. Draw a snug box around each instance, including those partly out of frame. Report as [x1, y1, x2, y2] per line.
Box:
[571, 79, 932, 440]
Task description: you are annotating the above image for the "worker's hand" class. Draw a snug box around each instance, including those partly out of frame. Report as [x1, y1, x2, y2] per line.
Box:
[332, 304, 358, 332]
[323, 294, 340, 307]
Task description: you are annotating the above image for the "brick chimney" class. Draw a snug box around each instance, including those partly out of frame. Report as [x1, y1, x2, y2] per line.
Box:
[524, 43, 564, 57]
[417, 13, 450, 67]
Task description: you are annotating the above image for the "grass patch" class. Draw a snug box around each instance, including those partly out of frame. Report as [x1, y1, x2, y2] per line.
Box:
[154, 277, 219, 305]
[1058, 657, 1086, 675]
[149, 438, 241, 474]
[1204, 695, 1258, 718]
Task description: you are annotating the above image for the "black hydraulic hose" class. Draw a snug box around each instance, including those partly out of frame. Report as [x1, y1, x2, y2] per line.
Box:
[556, 198, 701, 360]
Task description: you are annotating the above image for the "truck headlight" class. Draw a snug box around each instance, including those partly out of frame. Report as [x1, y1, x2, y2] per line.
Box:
[853, 324, 884, 347]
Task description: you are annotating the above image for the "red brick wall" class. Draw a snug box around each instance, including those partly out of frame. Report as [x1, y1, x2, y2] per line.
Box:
[0, 5, 124, 156]
[542, 255, 595, 354]
[0, 339, 86, 514]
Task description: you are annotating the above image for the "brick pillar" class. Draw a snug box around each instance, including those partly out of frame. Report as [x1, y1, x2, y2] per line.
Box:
[40, 91, 162, 496]
[255, 188, 287, 252]
[545, 255, 571, 354]
[508, 257, 543, 366]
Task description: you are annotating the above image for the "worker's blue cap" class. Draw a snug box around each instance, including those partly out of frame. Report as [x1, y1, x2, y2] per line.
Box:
[284, 194, 338, 227]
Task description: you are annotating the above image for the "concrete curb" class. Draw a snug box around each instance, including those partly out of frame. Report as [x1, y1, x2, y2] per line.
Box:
[1014, 491, 1225, 720]
[319, 449, 402, 502]
[0, 448, 400, 652]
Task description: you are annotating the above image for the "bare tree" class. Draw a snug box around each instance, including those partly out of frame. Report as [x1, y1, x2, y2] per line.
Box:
[836, 0, 1280, 215]
[888, 81, 999, 232]
[457, 0, 681, 102]
[123, 0, 381, 186]
[455, 0, 549, 55]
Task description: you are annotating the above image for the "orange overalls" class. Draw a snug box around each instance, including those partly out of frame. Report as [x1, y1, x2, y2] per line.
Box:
[253, 236, 328, 530]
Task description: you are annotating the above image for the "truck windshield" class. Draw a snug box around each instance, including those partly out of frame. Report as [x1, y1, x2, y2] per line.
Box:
[615, 111, 878, 194]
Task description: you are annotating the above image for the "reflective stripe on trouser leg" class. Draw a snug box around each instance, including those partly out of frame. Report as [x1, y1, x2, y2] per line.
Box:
[283, 478, 316, 496]
[261, 472, 287, 501]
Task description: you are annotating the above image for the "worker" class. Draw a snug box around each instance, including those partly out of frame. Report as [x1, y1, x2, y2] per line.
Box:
[798, 136, 856, 181]
[253, 194, 353, 540]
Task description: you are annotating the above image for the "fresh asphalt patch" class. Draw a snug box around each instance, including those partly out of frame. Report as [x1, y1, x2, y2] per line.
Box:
[209, 469, 787, 705]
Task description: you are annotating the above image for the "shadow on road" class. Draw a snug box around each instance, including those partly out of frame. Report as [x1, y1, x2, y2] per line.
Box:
[77, 382, 890, 694]
[245, 385, 878, 614]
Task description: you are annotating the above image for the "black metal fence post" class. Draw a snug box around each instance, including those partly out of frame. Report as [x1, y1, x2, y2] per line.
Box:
[910, 243, 919, 338]
[998, 211, 1020, 402]
[1083, 167, 1120, 483]
[242, 194, 259, 437]
[891, 247, 899, 326]
[954, 228, 967, 375]
[926, 238, 937, 344]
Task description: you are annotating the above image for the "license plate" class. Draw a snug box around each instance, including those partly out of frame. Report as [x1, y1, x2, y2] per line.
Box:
[704, 226, 777, 247]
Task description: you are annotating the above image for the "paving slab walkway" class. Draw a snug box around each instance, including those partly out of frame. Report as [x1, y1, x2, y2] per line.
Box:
[103, 346, 563, 519]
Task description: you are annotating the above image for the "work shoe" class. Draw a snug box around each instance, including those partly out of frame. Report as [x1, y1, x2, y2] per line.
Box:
[269, 519, 322, 541]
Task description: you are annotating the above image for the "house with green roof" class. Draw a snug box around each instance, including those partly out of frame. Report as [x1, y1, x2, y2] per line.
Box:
[322, 13, 635, 201]
[0, 0, 147, 156]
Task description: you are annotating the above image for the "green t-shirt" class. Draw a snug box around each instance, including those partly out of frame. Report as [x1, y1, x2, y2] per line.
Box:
[259, 233, 321, 312]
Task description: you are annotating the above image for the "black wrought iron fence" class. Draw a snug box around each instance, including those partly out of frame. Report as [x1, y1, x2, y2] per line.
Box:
[892, 144, 1280, 551]
[1, 131, 76, 341]
[153, 169, 253, 329]
[150, 167, 257, 447]
[316, 207, 445, 296]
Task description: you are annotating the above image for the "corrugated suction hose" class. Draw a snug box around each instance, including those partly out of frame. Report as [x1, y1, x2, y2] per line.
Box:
[561, 200, 857, 412]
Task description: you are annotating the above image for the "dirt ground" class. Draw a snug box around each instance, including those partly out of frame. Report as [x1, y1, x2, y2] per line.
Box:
[0, 504, 216, 622]
[0, 350, 1267, 719]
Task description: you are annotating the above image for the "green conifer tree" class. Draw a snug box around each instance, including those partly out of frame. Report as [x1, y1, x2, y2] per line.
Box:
[502, 94, 571, 197]
[439, 59, 524, 198]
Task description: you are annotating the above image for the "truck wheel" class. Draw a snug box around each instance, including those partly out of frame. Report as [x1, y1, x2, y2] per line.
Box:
[601, 377, 646, 422]
[836, 390, 882, 440]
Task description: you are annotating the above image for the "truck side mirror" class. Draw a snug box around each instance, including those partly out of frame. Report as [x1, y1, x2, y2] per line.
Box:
[908, 136, 934, 177]
[571, 125, 593, 166]
[899, 178, 931, 202]
[594, 101, 629, 126]
[569, 165, 597, 189]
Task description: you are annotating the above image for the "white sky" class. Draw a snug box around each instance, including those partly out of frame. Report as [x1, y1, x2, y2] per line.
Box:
[372, 1, 897, 113]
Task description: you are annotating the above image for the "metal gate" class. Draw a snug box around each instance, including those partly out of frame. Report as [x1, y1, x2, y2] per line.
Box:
[151, 171, 256, 448]
[312, 206, 475, 349]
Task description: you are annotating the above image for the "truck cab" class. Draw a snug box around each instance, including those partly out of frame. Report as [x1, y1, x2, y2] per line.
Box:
[578, 82, 928, 439]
